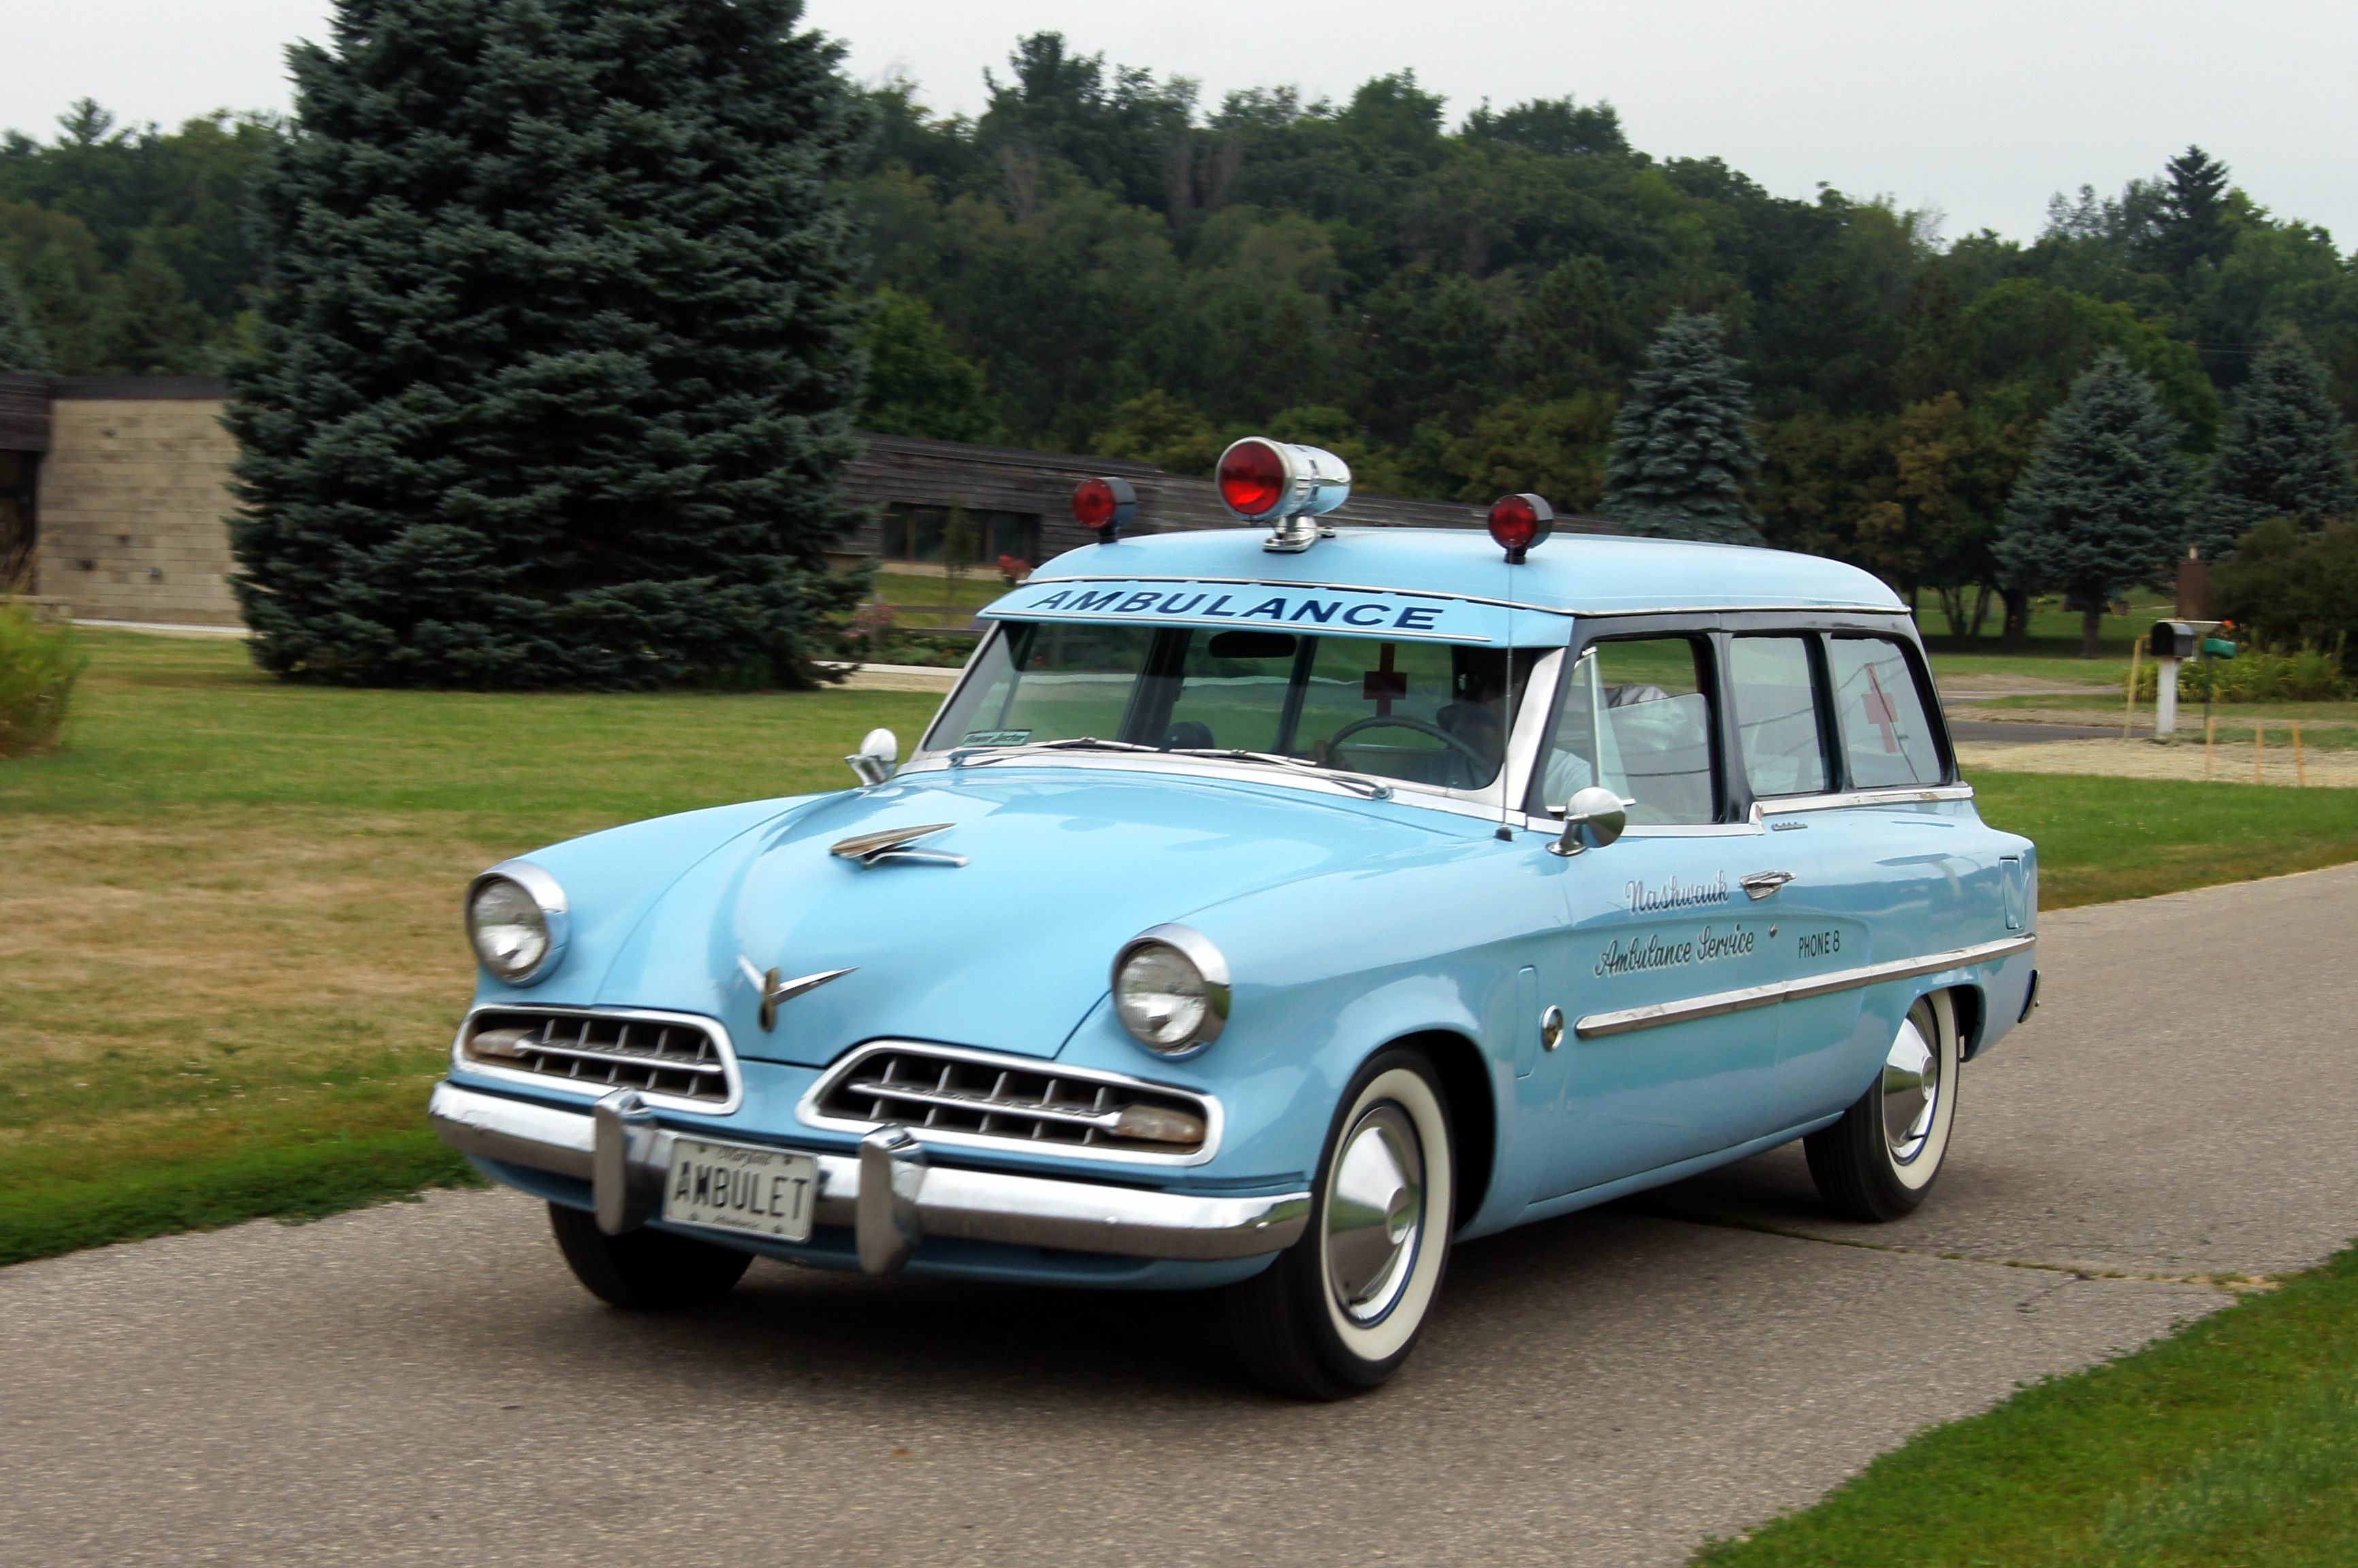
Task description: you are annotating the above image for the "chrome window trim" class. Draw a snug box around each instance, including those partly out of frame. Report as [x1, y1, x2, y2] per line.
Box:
[1759, 783, 1975, 814]
[1574, 934, 2035, 1039]
[798, 1040, 1225, 1168]
[450, 1003, 744, 1117]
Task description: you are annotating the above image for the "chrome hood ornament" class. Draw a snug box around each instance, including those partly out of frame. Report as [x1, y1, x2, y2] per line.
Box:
[737, 956, 856, 1032]
[830, 823, 969, 868]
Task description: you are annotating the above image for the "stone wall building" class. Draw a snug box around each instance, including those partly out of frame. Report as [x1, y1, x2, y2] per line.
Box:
[0, 374, 1606, 630]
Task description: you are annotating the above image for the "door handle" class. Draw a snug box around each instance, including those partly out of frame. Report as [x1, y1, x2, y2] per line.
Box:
[1741, 870, 1795, 901]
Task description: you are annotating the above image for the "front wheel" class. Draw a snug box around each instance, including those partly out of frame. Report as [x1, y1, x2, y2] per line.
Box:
[1226, 1048, 1455, 1399]
[547, 1203, 752, 1309]
[1805, 991, 1960, 1222]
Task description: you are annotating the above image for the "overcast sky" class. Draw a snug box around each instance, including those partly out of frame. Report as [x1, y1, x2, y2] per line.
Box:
[10, 0, 2355, 247]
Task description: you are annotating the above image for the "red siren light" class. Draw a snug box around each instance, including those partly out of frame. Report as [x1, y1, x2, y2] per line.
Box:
[1216, 439, 1290, 521]
[1072, 475, 1137, 540]
[1487, 493, 1555, 563]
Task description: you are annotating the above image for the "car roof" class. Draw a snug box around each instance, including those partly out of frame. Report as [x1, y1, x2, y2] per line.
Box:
[1016, 526, 1906, 617]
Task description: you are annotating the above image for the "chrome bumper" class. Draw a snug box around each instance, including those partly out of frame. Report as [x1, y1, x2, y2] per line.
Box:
[428, 1080, 1309, 1275]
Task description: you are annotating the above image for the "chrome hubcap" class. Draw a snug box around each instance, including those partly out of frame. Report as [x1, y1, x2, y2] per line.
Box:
[1325, 1102, 1424, 1324]
[1881, 1005, 1941, 1164]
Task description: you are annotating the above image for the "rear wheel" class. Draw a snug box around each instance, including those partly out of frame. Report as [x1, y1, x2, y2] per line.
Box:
[1805, 992, 1960, 1222]
[1227, 1048, 1455, 1399]
[547, 1203, 752, 1309]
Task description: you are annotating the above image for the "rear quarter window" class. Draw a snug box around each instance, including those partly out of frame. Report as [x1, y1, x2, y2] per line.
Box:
[1828, 636, 1944, 787]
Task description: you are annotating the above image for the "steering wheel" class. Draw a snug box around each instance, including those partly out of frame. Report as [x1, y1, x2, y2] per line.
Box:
[1323, 715, 1493, 788]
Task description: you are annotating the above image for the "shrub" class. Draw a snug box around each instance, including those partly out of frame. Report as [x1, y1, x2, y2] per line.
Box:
[2214, 519, 2358, 659]
[0, 606, 84, 757]
[2127, 644, 2351, 703]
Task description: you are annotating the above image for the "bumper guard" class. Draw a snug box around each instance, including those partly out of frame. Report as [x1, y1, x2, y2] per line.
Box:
[429, 1080, 1309, 1275]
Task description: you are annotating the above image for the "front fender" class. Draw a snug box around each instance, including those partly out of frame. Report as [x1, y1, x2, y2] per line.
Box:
[1058, 961, 1523, 1234]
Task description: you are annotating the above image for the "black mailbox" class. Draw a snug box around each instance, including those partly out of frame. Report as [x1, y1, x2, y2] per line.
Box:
[2148, 620, 2199, 659]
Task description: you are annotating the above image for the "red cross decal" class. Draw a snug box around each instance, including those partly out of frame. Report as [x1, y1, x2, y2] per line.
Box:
[1862, 666, 1902, 753]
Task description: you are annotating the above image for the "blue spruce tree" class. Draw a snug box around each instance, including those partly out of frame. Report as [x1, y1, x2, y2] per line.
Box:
[0, 265, 48, 373]
[1998, 351, 2194, 657]
[1602, 311, 1764, 546]
[228, 0, 867, 687]
[2203, 334, 2358, 549]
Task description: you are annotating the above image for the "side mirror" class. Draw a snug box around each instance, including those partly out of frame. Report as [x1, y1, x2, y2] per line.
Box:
[845, 728, 899, 787]
[1549, 785, 1628, 858]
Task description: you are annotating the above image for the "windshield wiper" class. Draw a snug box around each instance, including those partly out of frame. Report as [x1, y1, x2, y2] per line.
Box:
[951, 739, 1396, 800]
[1168, 749, 1395, 799]
[950, 736, 1161, 768]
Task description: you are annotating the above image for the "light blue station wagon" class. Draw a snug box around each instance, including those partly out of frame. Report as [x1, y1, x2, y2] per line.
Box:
[431, 438, 2039, 1398]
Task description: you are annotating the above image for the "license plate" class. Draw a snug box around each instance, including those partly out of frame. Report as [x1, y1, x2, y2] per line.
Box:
[662, 1136, 819, 1243]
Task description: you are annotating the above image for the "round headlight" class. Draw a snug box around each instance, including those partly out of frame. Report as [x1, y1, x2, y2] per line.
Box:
[466, 863, 569, 985]
[1112, 925, 1230, 1056]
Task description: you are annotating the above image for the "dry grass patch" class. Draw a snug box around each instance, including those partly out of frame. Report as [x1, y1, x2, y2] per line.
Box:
[0, 810, 509, 1132]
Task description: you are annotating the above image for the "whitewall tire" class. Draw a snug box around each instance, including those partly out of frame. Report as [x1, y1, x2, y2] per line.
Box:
[1227, 1048, 1455, 1399]
[1805, 991, 1960, 1222]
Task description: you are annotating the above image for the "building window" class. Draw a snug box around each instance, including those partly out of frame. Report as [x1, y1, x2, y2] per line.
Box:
[880, 504, 1041, 567]
[0, 451, 36, 591]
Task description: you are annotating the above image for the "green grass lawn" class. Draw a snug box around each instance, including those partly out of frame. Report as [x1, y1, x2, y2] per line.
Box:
[1694, 1243, 2358, 1567]
[1923, 592, 2174, 687]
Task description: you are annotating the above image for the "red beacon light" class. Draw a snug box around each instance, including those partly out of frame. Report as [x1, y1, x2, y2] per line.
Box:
[1071, 475, 1138, 542]
[1487, 492, 1554, 564]
[1215, 437, 1353, 553]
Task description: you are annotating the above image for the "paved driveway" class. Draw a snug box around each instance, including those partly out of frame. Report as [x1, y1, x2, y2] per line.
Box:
[8, 866, 2355, 1567]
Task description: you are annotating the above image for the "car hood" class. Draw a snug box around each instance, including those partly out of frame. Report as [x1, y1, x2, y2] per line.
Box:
[590, 765, 1456, 1065]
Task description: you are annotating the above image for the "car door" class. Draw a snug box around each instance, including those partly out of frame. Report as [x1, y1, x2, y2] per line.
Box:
[1767, 629, 1974, 1120]
[1522, 625, 1789, 1200]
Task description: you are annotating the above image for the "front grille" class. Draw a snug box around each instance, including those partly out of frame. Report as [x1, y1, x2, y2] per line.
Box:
[811, 1045, 1210, 1158]
[460, 1009, 733, 1107]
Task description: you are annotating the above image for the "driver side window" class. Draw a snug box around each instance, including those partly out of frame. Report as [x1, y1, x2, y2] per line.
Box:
[1540, 637, 1718, 826]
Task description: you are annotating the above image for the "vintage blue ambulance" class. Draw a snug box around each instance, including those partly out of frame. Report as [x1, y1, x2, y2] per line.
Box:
[432, 437, 2038, 1398]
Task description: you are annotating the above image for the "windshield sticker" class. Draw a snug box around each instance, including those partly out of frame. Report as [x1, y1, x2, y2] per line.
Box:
[980, 579, 1563, 644]
[961, 729, 1032, 745]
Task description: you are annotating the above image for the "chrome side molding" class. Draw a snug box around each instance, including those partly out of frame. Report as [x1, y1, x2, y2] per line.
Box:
[1576, 934, 2035, 1040]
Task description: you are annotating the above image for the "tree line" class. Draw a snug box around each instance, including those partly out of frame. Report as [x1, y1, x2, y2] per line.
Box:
[4, 9, 2355, 684]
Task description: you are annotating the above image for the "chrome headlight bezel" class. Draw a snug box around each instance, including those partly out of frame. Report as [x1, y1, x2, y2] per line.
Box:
[1111, 923, 1231, 1058]
[466, 861, 570, 987]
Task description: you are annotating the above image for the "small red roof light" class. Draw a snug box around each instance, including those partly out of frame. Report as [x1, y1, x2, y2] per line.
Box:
[1072, 476, 1137, 540]
[1217, 439, 1290, 521]
[1487, 493, 1554, 562]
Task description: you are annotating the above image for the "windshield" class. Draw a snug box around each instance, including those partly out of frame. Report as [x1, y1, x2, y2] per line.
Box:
[924, 621, 1555, 791]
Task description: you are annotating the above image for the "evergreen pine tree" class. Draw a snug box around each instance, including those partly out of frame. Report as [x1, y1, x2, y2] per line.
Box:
[1997, 351, 2194, 657]
[1602, 311, 1764, 545]
[0, 265, 48, 372]
[2203, 334, 2357, 546]
[2152, 146, 2233, 279]
[228, 0, 867, 688]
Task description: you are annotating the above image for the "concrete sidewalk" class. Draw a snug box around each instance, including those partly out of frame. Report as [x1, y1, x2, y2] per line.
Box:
[6, 866, 2354, 1567]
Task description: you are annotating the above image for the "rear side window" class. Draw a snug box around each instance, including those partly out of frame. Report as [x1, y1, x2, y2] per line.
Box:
[1828, 637, 1943, 787]
[1729, 635, 1828, 796]
[1540, 637, 1717, 825]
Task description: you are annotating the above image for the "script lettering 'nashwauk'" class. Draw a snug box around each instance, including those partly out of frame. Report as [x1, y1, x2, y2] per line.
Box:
[1624, 871, 1729, 915]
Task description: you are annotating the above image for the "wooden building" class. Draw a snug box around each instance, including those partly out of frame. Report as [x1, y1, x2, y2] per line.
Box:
[0, 374, 1608, 630]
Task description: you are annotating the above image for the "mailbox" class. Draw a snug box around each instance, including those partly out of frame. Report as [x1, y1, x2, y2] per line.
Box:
[2201, 635, 2237, 659]
[2148, 621, 2199, 659]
